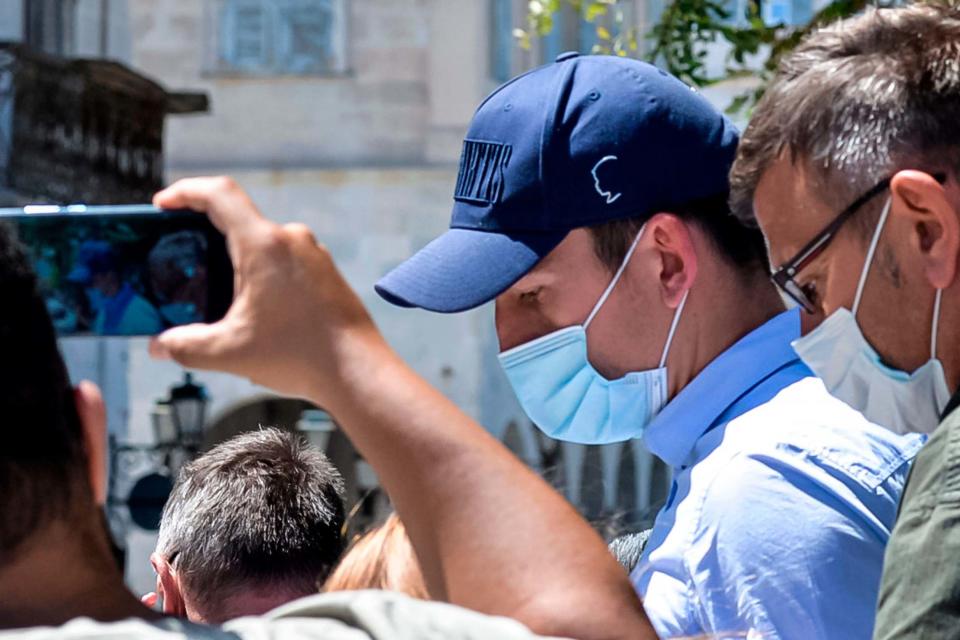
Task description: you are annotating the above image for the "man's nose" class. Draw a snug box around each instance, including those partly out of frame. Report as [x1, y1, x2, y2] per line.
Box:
[799, 306, 827, 336]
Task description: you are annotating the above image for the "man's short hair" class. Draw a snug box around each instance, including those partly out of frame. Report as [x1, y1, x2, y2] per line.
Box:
[589, 193, 770, 275]
[0, 224, 90, 566]
[730, 3, 960, 235]
[156, 427, 346, 619]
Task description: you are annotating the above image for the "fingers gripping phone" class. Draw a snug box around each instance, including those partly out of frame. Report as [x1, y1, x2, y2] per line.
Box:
[0, 205, 233, 337]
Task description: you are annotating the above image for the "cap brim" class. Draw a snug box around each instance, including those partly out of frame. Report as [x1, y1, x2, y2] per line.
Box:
[375, 228, 566, 313]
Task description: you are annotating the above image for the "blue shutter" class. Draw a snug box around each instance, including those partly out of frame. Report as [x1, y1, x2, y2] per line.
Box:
[276, 0, 336, 74]
[220, 0, 270, 72]
[791, 0, 814, 24]
[219, 0, 342, 75]
[491, 0, 513, 83]
[541, 6, 565, 60]
[763, 0, 813, 25]
[762, 0, 793, 24]
[579, 11, 597, 54]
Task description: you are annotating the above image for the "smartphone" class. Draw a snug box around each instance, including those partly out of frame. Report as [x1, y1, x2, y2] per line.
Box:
[0, 205, 233, 337]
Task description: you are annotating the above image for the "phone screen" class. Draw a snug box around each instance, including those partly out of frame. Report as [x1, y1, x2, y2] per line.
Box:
[0, 205, 233, 337]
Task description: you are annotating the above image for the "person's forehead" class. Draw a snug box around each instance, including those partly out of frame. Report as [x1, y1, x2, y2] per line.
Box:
[754, 155, 835, 269]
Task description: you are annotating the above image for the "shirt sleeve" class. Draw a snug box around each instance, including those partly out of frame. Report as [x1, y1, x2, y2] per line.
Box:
[120, 295, 164, 335]
[687, 451, 891, 640]
[226, 591, 569, 640]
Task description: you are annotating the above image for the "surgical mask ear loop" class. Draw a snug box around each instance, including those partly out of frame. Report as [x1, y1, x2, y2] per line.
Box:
[931, 288, 942, 359]
[851, 196, 944, 362]
[584, 224, 647, 329]
[852, 197, 893, 317]
[851, 198, 943, 360]
[658, 290, 689, 368]
[578, 222, 690, 370]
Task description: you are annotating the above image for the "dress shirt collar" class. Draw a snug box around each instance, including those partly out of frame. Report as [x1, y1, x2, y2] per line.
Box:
[643, 307, 804, 468]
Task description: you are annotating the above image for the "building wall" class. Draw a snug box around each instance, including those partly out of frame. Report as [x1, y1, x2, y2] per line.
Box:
[125, 0, 495, 169]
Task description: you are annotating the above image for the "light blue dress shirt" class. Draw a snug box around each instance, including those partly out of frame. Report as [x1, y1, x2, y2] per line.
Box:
[631, 308, 925, 639]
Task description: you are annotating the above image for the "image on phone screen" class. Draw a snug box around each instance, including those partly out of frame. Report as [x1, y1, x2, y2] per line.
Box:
[0, 207, 233, 337]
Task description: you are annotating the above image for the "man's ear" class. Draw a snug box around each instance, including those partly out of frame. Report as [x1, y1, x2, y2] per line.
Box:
[891, 170, 960, 290]
[647, 213, 698, 308]
[151, 552, 187, 617]
[74, 381, 107, 505]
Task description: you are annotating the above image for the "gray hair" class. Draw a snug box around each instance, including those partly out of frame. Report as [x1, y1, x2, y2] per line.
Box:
[156, 427, 345, 618]
[730, 3, 960, 235]
[608, 529, 652, 574]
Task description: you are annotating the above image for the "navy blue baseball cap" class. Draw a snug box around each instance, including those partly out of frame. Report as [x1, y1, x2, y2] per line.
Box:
[67, 240, 118, 284]
[375, 53, 739, 313]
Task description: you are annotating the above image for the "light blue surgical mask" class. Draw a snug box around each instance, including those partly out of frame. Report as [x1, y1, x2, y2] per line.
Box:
[160, 302, 199, 326]
[498, 226, 688, 444]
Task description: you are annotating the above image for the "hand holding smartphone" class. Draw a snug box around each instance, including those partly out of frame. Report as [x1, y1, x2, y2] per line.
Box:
[0, 205, 233, 337]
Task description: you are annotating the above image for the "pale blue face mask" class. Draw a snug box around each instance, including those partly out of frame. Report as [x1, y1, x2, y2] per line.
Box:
[498, 225, 688, 444]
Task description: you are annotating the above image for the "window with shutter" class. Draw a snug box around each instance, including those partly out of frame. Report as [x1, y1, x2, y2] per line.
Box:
[276, 0, 336, 74]
[213, 0, 345, 76]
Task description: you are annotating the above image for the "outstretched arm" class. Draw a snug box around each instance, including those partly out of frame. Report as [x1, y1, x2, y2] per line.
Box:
[149, 177, 654, 640]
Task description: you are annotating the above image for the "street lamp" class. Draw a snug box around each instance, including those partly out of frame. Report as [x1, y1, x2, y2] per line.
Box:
[109, 372, 210, 537]
[169, 373, 208, 448]
[150, 400, 177, 447]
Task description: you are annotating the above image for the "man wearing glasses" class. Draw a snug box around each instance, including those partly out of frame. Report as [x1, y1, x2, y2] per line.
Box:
[367, 55, 920, 638]
[729, 4, 960, 638]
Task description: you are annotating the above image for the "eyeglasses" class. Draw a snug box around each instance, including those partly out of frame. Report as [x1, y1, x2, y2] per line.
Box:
[770, 174, 948, 313]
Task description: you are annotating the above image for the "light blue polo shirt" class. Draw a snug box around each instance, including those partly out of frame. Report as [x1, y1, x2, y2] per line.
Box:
[632, 308, 924, 639]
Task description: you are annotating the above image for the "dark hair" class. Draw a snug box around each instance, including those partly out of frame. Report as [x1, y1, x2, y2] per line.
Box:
[157, 427, 346, 619]
[588, 192, 769, 274]
[730, 3, 960, 235]
[0, 223, 89, 567]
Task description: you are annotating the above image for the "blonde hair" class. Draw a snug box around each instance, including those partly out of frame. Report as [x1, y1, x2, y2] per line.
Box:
[323, 513, 428, 599]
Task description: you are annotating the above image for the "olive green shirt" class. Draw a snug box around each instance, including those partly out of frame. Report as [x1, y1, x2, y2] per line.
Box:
[875, 393, 960, 640]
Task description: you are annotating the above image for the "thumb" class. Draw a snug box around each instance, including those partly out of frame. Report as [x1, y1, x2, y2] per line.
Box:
[150, 321, 241, 373]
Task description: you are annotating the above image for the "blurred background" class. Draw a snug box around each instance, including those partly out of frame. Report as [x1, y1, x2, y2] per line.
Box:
[0, 0, 848, 594]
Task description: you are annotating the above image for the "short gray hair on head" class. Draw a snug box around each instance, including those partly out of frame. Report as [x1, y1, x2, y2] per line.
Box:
[608, 529, 652, 574]
[730, 3, 960, 235]
[156, 427, 345, 618]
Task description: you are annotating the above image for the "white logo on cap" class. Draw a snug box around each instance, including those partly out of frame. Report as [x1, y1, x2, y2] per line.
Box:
[591, 155, 621, 204]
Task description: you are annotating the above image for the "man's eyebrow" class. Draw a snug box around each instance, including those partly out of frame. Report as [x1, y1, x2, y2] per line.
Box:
[514, 273, 553, 292]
